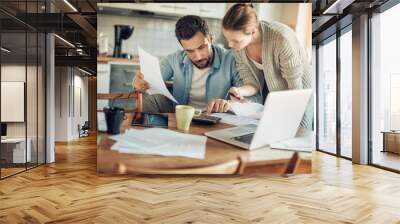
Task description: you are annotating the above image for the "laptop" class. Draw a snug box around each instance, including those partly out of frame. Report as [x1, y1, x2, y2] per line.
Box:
[204, 89, 312, 150]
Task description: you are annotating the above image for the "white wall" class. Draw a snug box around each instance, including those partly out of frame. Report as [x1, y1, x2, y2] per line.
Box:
[55, 66, 69, 141]
[1, 65, 26, 139]
[1, 65, 33, 137]
[258, 4, 299, 29]
[54, 67, 89, 141]
[257, 3, 312, 60]
[71, 73, 89, 138]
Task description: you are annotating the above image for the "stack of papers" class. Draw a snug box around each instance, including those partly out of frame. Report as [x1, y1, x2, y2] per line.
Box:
[212, 113, 259, 126]
[230, 102, 264, 119]
[109, 128, 207, 159]
[210, 102, 264, 125]
[270, 134, 315, 152]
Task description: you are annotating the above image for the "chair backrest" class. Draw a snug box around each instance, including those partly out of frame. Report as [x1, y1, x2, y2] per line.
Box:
[116, 157, 245, 175]
[82, 121, 90, 128]
[114, 152, 305, 175]
[97, 91, 142, 113]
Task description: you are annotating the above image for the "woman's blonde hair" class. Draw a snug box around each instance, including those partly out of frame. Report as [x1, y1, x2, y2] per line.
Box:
[222, 3, 259, 35]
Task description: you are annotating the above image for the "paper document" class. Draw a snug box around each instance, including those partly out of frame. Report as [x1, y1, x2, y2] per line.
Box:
[109, 128, 207, 159]
[230, 102, 264, 119]
[212, 113, 259, 126]
[270, 135, 314, 152]
[138, 46, 177, 103]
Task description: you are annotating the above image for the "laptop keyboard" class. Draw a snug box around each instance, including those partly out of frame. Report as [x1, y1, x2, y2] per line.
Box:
[232, 133, 254, 144]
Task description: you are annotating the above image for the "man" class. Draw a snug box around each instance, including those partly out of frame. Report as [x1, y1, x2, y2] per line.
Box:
[132, 15, 244, 114]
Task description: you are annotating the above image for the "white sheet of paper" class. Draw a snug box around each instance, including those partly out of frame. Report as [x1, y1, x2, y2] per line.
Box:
[212, 113, 259, 126]
[138, 46, 177, 103]
[109, 128, 206, 159]
[230, 102, 264, 119]
[270, 135, 314, 152]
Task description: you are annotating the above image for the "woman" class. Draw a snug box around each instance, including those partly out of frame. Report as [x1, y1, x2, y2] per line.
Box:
[222, 3, 313, 131]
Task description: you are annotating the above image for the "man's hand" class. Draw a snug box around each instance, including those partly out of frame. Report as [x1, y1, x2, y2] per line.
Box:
[207, 99, 231, 114]
[132, 71, 150, 92]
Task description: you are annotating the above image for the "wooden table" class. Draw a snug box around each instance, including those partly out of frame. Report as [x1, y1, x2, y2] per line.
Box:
[381, 131, 400, 154]
[97, 114, 312, 175]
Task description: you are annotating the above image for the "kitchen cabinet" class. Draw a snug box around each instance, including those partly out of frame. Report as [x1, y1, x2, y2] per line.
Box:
[97, 63, 111, 110]
[97, 63, 110, 94]
[97, 58, 139, 110]
[98, 3, 226, 19]
[174, 3, 200, 16]
[97, 57, 140, 132]
[151, 3, 179, 15]
[199, 3, 226, 19]
[97, 3, 149, 12]
[109, 63, 139, 109]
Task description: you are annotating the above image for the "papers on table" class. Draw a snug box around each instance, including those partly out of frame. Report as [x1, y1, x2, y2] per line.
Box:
[212, 113, 259, 126]
[230, 102, 264, 119]
[109, 128, 207, 159]
[138, 46, 178, 103]
[210, 101, 264, 125]
[270, 133, 315, 152]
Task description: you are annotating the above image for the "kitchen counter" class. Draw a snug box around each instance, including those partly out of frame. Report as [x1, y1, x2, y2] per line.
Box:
[97, 56, 139, 64]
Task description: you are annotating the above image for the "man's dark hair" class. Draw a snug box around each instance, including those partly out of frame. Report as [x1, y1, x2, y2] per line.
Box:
[175, 15, 209, 41]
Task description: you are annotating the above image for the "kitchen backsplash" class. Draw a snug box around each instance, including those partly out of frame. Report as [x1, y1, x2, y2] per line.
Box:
[98, 14, 224, 58]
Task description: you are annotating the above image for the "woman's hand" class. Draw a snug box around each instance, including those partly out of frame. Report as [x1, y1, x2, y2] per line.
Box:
[228, 87, 243, 101]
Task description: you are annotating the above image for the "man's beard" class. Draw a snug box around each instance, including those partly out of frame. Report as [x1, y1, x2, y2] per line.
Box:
[193, 49, 213, 69]
[193, 58, 210, 69]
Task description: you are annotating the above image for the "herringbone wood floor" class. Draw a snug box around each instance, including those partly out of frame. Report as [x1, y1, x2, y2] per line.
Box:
[1, 135, 400, 224]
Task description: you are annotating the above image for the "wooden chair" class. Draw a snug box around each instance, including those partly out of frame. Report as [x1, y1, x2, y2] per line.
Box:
[236, 152, 304, 176]
[78, 121, 90, 138]
[115, 157, 245, 175]
[113, 152, 305, 175]
[97, 91, 142, 113]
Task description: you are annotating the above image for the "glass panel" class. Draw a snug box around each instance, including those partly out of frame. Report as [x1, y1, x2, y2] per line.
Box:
[38, 32, 45, 165]
[391, 75, 400, 130]
[26, 0, 39, 169]
[318, 37, 337, 154]
[371, 4, 400, 171]
[0, 0, 28, 178]
[312, 45, 317, 149]
[27, 31, 38, 169]
[340, 29, 352, 158]
[0, 0, 46, 178]
[1, 32, 27, 177]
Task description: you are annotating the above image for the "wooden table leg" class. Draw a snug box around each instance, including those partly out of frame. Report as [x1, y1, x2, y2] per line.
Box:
[282, 152, 300, 176]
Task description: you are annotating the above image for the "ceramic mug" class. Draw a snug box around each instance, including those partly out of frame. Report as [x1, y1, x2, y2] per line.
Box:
[175, 105, 202, 132]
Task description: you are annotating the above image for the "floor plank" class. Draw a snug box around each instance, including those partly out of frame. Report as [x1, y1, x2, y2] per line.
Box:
[0, 135, 399, 223]
[372, 151, 400, 171]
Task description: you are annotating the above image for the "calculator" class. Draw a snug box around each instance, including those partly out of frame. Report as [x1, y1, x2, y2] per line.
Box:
[192, 114, 221, 125]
